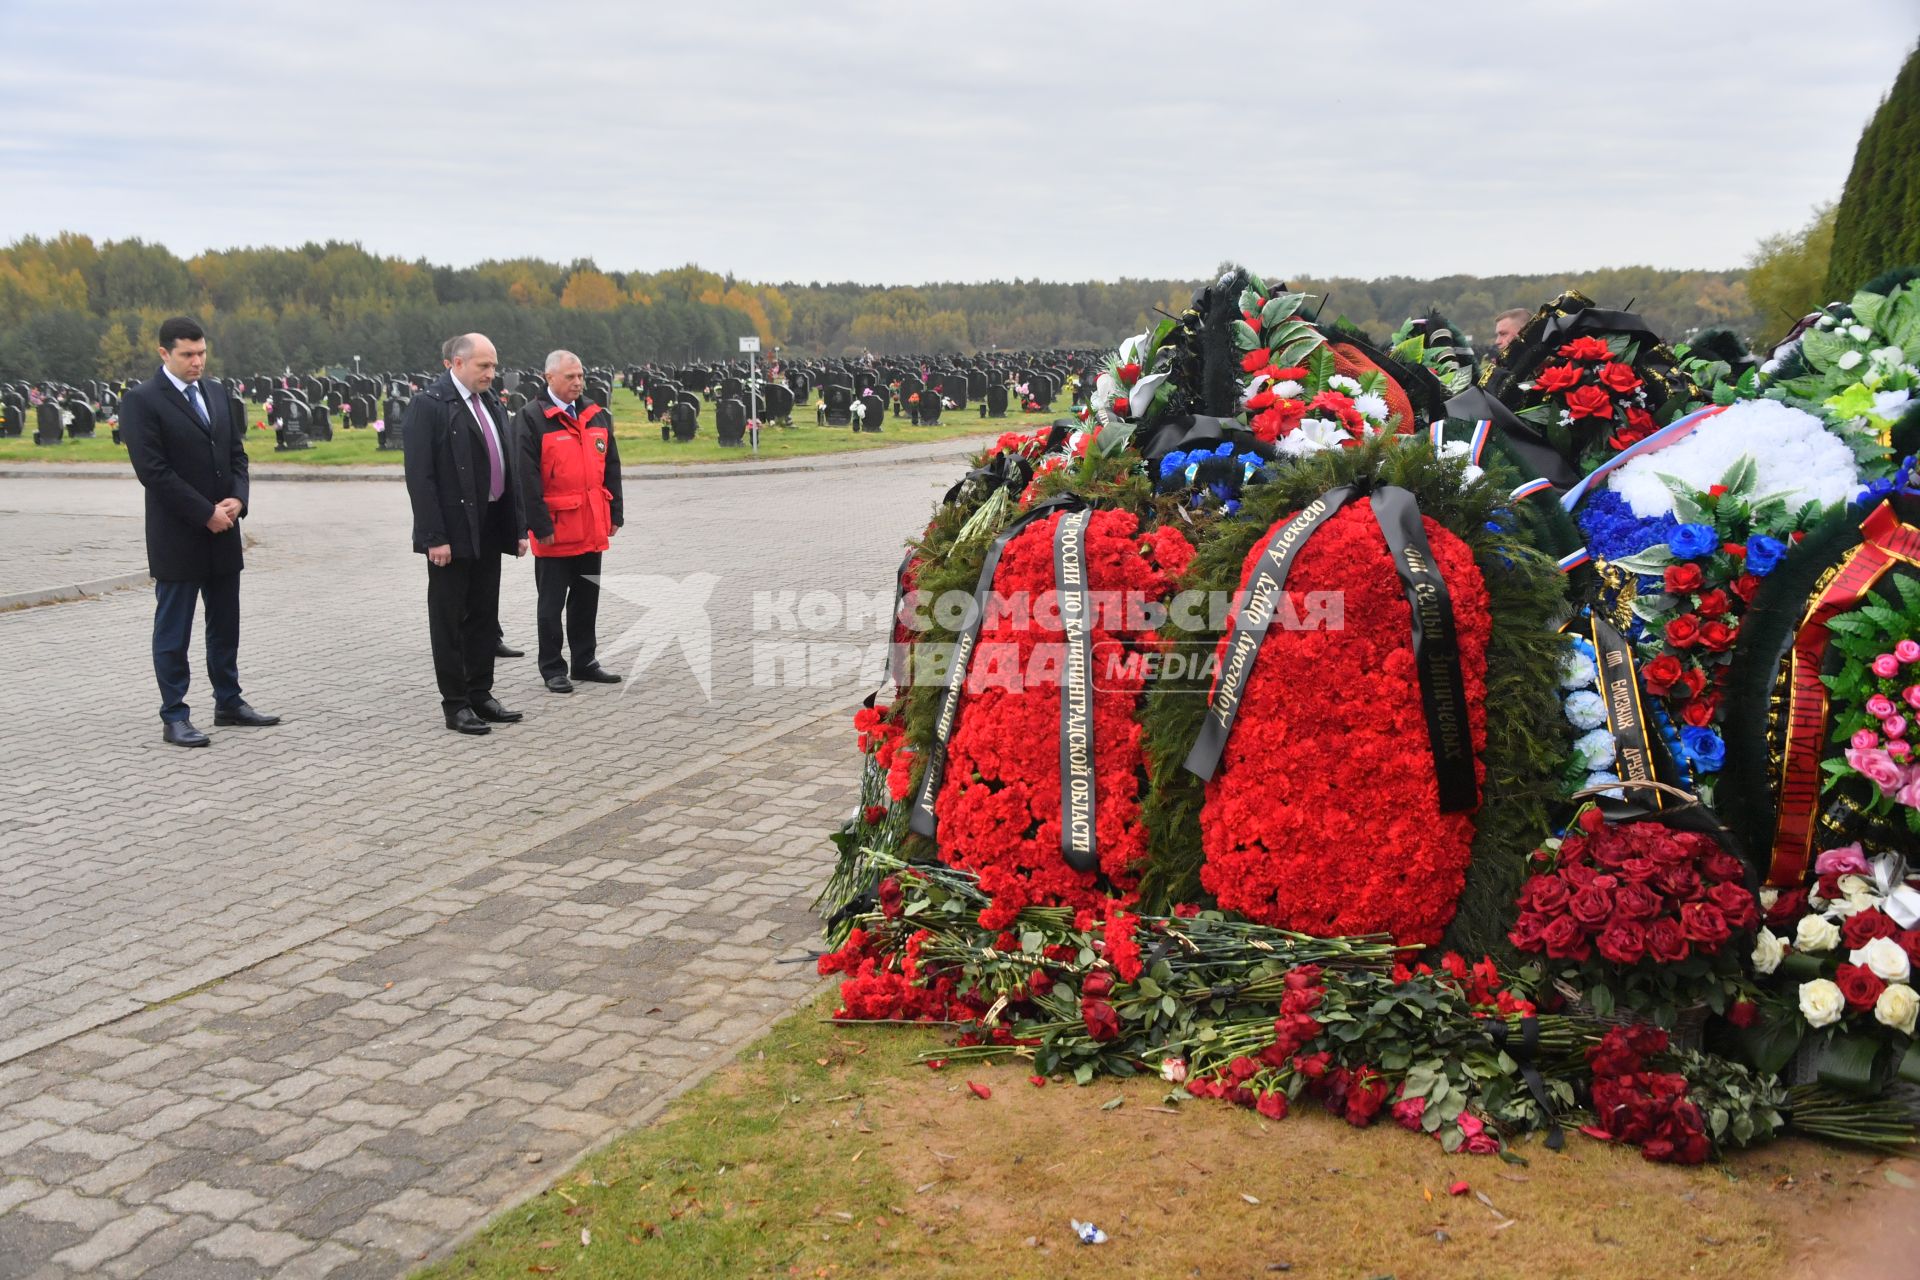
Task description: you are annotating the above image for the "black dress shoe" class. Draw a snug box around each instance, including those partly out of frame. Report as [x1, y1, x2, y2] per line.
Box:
[214, 701, 281, 727]
[570, 665, 622, 683]
[495, 640, 524, 658]
[163, 720, 210, 748]
[545, 675, 574, 694]
[469, 696, 523, 723]
[445, 707, 491, 735]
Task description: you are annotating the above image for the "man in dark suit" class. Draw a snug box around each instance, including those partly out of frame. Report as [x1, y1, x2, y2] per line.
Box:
[438, 334, 525, 661]
[401, 333, 529, 735]
[119, 316, 280, 747]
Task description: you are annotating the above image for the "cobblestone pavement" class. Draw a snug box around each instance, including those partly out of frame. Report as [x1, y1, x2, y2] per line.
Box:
[0, 460, 958, 1277]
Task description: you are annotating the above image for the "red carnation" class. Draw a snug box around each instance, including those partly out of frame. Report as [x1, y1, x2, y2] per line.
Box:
[1642, 653, 1685, 695]
[1534, 363, 1583, 393]
[1558, 336, 1615, 362]
[1598, 362, 1643, 394]
[1241, 348, 1271, 372]
[1664, 614, 1703, 648]
[1836, 962, 1887, 1012]
[1564, 385, 1615, 420]
[1664, 563, 1705, 594]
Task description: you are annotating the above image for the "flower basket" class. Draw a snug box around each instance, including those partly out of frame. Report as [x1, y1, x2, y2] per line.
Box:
[1552, 975, 1709, 1053]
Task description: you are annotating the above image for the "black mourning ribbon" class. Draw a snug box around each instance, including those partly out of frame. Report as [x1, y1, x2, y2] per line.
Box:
[909, 495, 1088, 842]
[1054, 508, 1097, 871]
[1485, 1017, 1564, 1150]
[1185, 486, 1479, 816]
[1444, 386, 1582, 490]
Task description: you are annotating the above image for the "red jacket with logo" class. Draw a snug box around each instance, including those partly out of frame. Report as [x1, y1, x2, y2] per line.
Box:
[514, 397, 624, 557]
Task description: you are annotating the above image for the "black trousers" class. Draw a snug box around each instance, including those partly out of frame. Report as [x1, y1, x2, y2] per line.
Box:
[535, 551, 602, 679]
[426, 552, 502, 714]
[152, 574, 242, 723]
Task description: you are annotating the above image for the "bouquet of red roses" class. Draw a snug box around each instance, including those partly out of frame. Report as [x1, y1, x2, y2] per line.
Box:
[1582, 1025, 1713, 1163]
[1509, 808, 1759, 1021]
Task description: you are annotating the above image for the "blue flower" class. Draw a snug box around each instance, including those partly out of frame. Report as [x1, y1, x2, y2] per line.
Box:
[1680, 725, 1725, 772]
[1745, 534, 1788, 577]
[1667, 523, 1720, 560]
[1159, 451, 1188, 480]
[1575, 491, 1678, 562]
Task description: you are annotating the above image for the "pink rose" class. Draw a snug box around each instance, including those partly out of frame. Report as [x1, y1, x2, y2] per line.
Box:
[1848, 746, 1907, 795]
[1905, 685, 1920, 711]
[1853, 728, 1882, 751]
[1868, 694, 1897, 718]
[1898, 776, 1920, 811]
[1897, 640, 1920, 664]
[1892, 740, 1913, 760]
[1815, 843, 1872, 876]
[1874, 655, 1901, 678]
[1887, 716, 1910, 740]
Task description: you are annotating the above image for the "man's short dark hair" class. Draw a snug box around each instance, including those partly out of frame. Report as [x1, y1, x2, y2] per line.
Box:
[157, 316, 206, 349]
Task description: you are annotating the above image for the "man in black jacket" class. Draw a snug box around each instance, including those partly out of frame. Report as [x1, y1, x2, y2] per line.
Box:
[401, 333, 529, 735]
[120, 316, 279, 747]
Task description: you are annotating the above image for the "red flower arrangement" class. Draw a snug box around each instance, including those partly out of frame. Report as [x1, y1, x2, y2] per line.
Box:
[817, 926, 977, 1022]
[1517, 335, 1658, 463]
[1197, 499, 1491, 945]
[853, 700, 914, 802]
[932, 510, 1194, 930]
[1581, 1025, 1711, 1164]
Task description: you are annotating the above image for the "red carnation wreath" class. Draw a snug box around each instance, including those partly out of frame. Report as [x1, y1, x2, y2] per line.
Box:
[1198, 499, 1491, 945]
[933, 510, 1194, 930]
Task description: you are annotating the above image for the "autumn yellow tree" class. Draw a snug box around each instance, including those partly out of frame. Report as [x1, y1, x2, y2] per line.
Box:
[560, 269, 623, 311]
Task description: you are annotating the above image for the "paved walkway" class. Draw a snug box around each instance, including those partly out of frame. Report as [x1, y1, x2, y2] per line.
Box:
[0, 461, 952, 1277]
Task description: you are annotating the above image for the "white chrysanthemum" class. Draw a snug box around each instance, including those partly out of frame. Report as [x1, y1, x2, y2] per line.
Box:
[1272, 379, 1303, 399]
[1328, 375, 1362, 395]
[1607, 399, 1860, 519]
[1352, 392, 1390, 423]
[1275, 418, 1351, 457]
[1558, 648, 1598, 690]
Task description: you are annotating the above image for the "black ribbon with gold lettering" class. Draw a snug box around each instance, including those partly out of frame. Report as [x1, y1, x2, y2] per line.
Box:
[1587, 613, 1664, 810]
[910, 495, 1088, 841]
[1184, 486, 1359, 780]
[1371, 485, 1478, 813]
[1054, 508, 1097, 870]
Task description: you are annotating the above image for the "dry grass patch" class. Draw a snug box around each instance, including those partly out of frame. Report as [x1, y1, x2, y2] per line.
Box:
[419, 993, 1916, 1280]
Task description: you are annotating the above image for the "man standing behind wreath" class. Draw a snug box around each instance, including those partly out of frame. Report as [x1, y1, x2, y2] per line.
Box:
[516, 350, 623, 693]
[401, 333, 528, 735]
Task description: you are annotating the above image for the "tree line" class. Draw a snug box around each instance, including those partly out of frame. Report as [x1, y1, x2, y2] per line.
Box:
[0, 232, 1768, 384]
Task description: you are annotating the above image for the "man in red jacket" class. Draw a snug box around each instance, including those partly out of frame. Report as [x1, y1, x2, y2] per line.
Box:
[516, 350, 624, 693]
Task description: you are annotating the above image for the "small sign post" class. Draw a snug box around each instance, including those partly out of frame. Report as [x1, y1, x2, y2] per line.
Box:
[740, 336, 761, 454]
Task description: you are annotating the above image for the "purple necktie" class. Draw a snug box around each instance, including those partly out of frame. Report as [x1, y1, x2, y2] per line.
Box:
[470, 392, 503, 501]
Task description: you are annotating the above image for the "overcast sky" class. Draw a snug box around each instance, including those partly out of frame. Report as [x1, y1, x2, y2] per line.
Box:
[2, 0, 1915, 285]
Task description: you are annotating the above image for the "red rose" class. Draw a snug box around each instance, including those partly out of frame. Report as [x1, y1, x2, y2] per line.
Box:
[1656, 864, 1702, 899]
[1613, 881, 1663, 920]
[1726, 999, 1760, 1028]
[1696, 589, 1731, 617]
[1664, 563, 1705, 593]
[1569, 884, 1616, 928]
[1703, 851, 1746, 884]
[1646, 918, 1689, 964]
[1081, 997, 1121, 1041]
[1665, 614, 1702, 648]
[1598, 362, 1643, 394]
[1596, 920, 1647, 965]
[1730, 573, 1762, 603]
[1699, 621, 1737, 653]
[1680, 668, 1707, 698]
[1542, 915, 1590, 960]
[1116, 361, 1142, 385]
[1896, 929, 1920, 969]
[1680, 902, 1731, 949]
[1643, 654, 1685, 695]
[1681, 699, 1715, 727]
[1565, 385, 1615, 420]
[1522, 873, 1572, 915]
[1111, 395, 1129, 414]
[1706, 882, 1759, 930]
[1240, 348, 1271, 372]
[1534, 362, 1584, 393]
[1835, 963, 1887, 1012]
[1558, 336, 1614, 362]
[1765, 889, 1807, 927]
[1082, 970, 1114, 998]
[1842, 909, 1900, 950]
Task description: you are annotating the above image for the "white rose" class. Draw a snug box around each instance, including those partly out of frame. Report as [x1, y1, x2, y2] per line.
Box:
[1760, 888, 1780, 912]
[1850, 935, 1913, 983]
[1874, 983, 1919, 1035]
[1795, 914, 1842, 953]
[1837, 874, 1873, 898]
[1751, 929, 1786, 975]
[1799, 978, 1846, 1028]
[1840, 890, 1882, 918]
[1838, 350, 1863, 370]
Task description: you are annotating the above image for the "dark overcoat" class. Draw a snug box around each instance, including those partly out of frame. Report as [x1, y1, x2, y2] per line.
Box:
[401, 372, 525, 558]
[119, 369, 249, 582]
